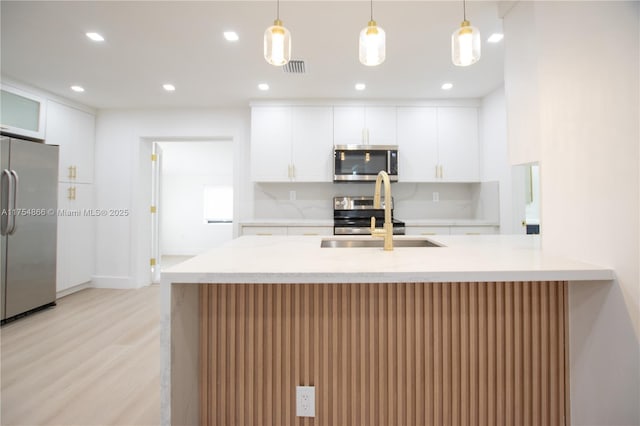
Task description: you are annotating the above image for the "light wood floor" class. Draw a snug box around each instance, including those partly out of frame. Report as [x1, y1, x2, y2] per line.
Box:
[1, 286, 161, 426]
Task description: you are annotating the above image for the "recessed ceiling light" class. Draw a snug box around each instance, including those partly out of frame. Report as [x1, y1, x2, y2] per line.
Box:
[223, 31, 239, 42]
[355, 83, 366, 91]
[85, 32, 104, 42]
[487, 33, 504, 43]
[163, 84, 176, 92]
[441, 83, 453, 90]
[70, 85, 85, 92]
[258, 83, 269, 91]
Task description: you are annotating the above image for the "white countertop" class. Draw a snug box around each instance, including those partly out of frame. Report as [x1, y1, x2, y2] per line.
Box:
[404, 219, 499, 227]
[162, 235, 614, 284]
[239, 219, 498, 227]
[240, 219, 333, 227]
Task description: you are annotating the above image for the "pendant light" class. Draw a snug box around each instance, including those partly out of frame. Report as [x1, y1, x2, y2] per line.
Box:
[451, 0, 481, 66]
[264, 0, 291, 66]
[359, 0, 386, 66]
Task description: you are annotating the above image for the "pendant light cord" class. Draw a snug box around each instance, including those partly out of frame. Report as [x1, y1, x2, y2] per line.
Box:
[276, 0, 280, 20]
[463, 0, 467, 21]
[370, 0, 373, 21]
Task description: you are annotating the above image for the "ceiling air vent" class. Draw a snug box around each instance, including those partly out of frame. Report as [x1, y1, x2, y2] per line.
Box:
[283, 60, 306, 74]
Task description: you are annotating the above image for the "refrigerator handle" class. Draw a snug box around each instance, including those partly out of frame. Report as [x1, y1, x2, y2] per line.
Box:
[1, 169, 13, 236]
[8, 170, 18, 234]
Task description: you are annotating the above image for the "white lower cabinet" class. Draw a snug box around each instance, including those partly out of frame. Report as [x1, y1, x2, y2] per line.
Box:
[286, 226, 333, 236]
[449, 226, 499, 235]
[240, 226, 288, 236]
[406, 225, 498, 236]
[57, 183, 94, 292]
[405, 226, 451, 236]
[240, 225, 332, 236]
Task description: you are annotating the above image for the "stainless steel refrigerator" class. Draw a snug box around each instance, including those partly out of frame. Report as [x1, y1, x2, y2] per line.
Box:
[1, 136, 58, 322]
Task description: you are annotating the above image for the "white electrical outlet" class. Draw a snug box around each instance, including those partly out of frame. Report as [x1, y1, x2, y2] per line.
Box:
[296, 386, 315, 417]
[433, 192, 440, 202]
[289, 190, 296, 201]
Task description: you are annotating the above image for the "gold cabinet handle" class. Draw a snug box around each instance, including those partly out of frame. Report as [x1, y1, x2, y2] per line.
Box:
[68, 165, 78, 180]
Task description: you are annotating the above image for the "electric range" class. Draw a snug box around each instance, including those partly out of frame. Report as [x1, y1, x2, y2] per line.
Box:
[333, 196, 406, 236]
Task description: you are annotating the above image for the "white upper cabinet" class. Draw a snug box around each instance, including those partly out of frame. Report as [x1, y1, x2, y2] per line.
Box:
[46, 101, 96, 183]
[251, 103, 479, 183]
[251, 106, 333, 182]
[365, 107, 397, 145]
[251, 106, 291, 181]
[397, 107, 439, 181]
[291, 107, 333, 182]
[397, 106, 479, 182]
[437, 107, 479, 182]
[0, 84, 47, 141]
[333, 106, 396, 145]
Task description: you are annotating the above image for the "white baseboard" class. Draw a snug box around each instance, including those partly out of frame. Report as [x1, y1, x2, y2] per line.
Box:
[56, 282, 92, 299]
[91, 275, 134, 289]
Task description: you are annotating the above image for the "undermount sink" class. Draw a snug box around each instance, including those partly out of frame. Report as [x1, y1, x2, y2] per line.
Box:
[320, 238, 443, 248]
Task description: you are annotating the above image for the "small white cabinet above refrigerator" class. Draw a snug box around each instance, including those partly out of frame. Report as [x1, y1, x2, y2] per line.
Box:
[0, 84, 47, 141]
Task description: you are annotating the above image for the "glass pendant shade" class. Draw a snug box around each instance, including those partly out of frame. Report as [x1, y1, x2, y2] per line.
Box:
[451, 20, 481, 66]
[359, 20, 386, 66]
[264, 19, 291, 66]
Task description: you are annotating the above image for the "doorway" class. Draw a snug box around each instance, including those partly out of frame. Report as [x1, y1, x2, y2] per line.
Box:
[511, 162, 540, 234]
[150, 140, 234, 283]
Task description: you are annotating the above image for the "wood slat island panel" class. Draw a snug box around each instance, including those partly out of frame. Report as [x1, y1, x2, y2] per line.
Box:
[199, 281, 568, 426]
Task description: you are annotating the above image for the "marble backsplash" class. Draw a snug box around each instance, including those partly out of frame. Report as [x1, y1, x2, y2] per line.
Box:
[253, 182, 499, 222]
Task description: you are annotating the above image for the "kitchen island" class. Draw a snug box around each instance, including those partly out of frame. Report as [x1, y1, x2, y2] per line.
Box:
[160, 235, 613, 426]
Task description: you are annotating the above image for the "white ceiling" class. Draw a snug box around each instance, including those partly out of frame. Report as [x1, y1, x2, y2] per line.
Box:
[0, 1, 505, 109]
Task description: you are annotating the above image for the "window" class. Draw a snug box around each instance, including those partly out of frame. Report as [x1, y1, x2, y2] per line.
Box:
[203, 185, 233, 224]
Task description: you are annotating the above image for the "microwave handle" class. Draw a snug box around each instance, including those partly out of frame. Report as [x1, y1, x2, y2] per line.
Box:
[387, 150, 391, 173]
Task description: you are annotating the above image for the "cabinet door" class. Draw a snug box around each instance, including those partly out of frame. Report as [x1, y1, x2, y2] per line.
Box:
[56, 184, 68, 291]
[57, 183, 95, 291]
[449, 226, 499, 235]
[397, 107, 438, 181]
[287, 226, 333, 236]
[241, 226, 288, 236]
[437, 107, 479, 182]
[0, 85, 46, 140]
[250, 107, 292, 181]
[404, 226, 451, 236]
[291, 107, 333, 182]
[365, 106, 396, 145]
[333, 106, 365, 145]
[46, 101, 95, 183]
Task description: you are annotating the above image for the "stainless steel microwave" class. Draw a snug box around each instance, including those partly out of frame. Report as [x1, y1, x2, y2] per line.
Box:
[333, 145, 398, 182]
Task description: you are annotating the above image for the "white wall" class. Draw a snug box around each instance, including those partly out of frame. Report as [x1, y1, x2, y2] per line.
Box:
[94, 108, 249, 288]
[504, 2, 639, 424]
[503, 0, 541, 165]
[158, 141, 234, 256]
[478, 86, 516, 232]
